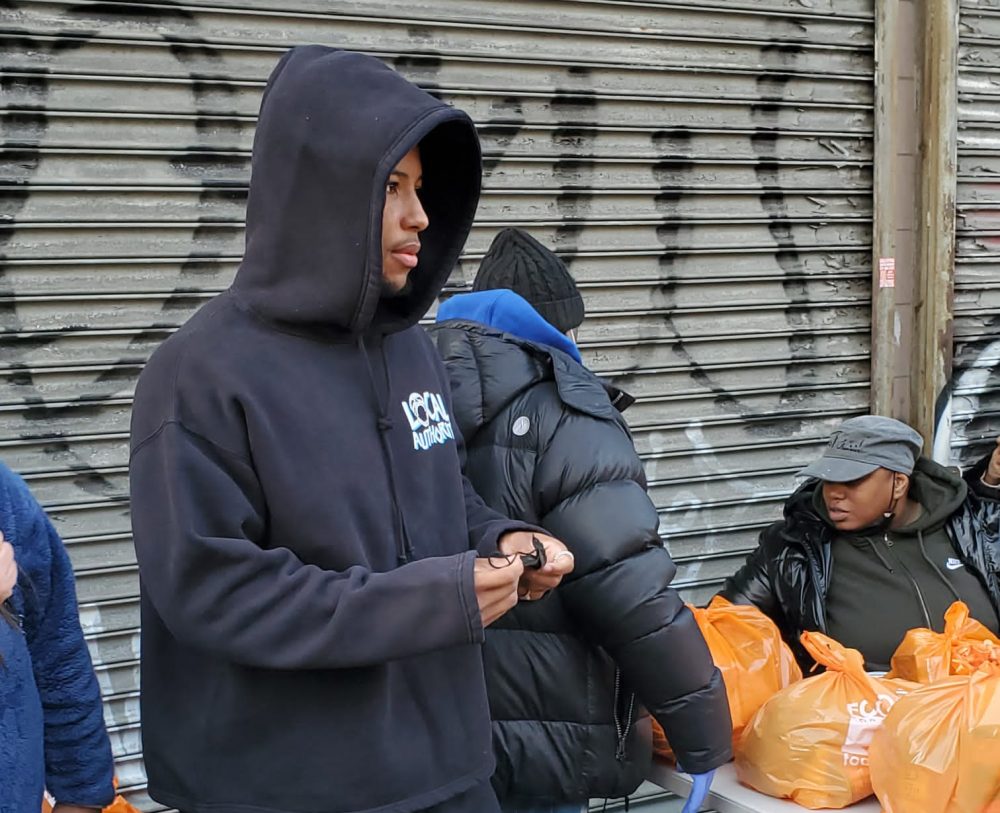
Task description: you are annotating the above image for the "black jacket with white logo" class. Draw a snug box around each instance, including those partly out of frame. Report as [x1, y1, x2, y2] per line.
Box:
[129, 47, 530, 813]
[429, 321, 733, 805]
[721, 455, 1000, 669]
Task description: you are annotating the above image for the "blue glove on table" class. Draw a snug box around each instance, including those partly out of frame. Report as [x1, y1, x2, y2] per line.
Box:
[680, 768, 715, 813]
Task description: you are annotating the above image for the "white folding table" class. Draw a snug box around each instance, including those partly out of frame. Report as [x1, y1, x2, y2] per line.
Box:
[648, 760, 882, 813]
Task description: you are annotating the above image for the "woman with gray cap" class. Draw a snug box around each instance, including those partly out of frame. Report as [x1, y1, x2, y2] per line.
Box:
[720, 415, 1000, 671]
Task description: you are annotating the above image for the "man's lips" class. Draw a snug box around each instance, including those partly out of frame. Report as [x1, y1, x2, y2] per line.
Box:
[828, 507, 850, 521]
[390, 244, 420, 269]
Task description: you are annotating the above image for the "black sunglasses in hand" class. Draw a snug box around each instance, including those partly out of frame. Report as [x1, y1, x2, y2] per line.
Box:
[488, 535, 547, 570]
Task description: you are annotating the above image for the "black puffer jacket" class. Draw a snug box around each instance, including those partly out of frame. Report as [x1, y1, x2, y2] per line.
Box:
[721, 456, 1000, 669]
[429, 321, 732, 805]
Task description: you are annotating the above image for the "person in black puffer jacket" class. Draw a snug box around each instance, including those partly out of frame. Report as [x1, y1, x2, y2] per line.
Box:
[428, 229, 732, 813]
[720, 415, 1000, 672]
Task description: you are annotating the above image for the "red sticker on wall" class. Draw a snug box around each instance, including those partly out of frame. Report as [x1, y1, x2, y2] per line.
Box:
[879, 257, 896, 288]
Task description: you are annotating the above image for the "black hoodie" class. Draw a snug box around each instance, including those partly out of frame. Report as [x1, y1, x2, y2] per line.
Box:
[129, 47, 530, 813]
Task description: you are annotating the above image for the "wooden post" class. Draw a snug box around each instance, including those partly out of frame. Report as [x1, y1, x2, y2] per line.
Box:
[913, 0, 959, 455]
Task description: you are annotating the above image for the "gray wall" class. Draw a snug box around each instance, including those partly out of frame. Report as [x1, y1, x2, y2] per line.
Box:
[0, 1, 873, 807]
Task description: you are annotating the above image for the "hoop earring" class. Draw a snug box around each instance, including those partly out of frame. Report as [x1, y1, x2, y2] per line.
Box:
[883, 474, 898, 519]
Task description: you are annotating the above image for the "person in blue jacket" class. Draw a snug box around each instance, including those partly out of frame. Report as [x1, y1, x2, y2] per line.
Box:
[0, 460, 115, 813]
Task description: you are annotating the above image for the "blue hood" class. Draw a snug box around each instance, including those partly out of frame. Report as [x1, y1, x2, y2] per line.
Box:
[437, 290, 582, 363]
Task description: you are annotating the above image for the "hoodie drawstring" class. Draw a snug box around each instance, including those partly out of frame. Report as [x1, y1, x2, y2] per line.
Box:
[358, 335, 415, 564]
[866, 533, 932, 627]
[918, 530, 962, 604]
[865, 536, 895, 574]
[866, 529, 964, 627]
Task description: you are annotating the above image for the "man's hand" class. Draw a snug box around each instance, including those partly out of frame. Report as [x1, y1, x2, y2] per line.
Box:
[474, 556, 524, 627]
[985, 436, 1000, 486]
[498, 531, 574, 602]
[0, 534, 16, 603]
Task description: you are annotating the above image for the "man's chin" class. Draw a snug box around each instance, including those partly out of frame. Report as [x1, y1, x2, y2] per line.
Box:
[380, 274, 413, 299]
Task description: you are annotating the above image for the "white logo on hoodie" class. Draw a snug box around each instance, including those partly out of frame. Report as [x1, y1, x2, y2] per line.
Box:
[401, 392, 454, 451]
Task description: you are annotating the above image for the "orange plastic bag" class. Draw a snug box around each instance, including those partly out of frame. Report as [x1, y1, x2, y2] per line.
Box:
[887, 601, 1000, 683]
[43, 794, 140, 813]
[651, 596, 802, 761]
[870, 658, 1000, 813]
[102, 794, 142, 813]
[952, 637, 1000, 673]
[735, 631, 913, 809]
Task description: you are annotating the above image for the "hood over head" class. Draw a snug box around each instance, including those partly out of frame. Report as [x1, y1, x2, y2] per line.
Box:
[436, 289, 582, 362]
[430, 304, 619, 443]
[232, 46, 481, 336]
[894, 457, 967, 534]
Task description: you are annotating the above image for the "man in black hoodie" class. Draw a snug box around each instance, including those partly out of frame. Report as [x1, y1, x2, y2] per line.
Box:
[128, 47, 572, 813]
[722, 415, 1000, 671]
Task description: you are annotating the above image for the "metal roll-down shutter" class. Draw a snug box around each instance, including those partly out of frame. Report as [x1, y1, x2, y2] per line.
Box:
[0, 1, 873, 807]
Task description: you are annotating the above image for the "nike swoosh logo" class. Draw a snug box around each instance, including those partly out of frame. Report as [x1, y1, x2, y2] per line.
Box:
[945, 558, 964, 570]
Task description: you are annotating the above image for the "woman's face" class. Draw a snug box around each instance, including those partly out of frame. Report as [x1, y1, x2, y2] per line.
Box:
[821, 467, 905, 531]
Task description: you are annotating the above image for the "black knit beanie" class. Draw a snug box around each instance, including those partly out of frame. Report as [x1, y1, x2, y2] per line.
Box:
[472, 228, 585, 333]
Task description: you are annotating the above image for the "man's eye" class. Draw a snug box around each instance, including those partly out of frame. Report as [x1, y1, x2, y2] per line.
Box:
[386, 182, 399, 194]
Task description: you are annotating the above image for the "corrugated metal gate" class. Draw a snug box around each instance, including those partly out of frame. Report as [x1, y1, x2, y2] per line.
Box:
[948, 0, 1000, 469]
[0, 1, 873, 809]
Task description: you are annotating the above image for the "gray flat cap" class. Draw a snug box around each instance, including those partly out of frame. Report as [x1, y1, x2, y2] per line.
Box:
[799, 415, 924, 482]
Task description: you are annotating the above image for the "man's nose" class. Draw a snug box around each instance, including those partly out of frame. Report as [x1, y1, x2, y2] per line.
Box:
[404, 194, 429, 232]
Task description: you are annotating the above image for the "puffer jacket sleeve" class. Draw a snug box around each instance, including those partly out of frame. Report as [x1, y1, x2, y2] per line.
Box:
[960, 452, 1000, 579]
[535, 411, 733, 774]
[718, 525, 783, 616]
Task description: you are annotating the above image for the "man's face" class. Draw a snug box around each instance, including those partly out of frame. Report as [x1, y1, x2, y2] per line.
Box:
[821, 467, 903, 531]
[381, 146, 429, 295]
